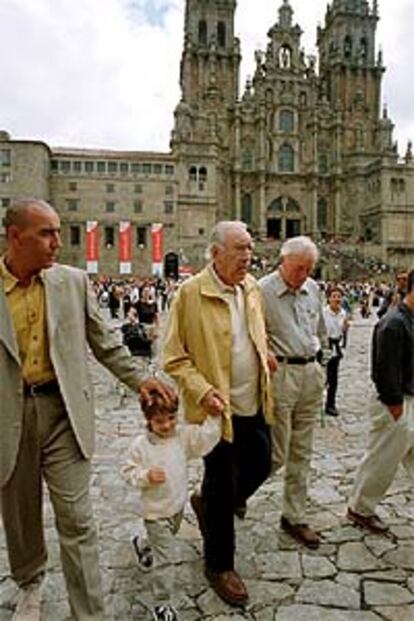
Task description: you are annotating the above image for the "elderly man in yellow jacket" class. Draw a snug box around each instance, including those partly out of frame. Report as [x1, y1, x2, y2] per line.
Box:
[163, 221, 275, 607]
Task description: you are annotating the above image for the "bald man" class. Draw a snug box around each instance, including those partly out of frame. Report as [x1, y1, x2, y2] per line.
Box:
[0, 197, 174, 621]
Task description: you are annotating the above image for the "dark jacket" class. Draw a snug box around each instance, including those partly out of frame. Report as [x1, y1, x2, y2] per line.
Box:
[371, 302, 414, 405]
[377, 287, 405, 318]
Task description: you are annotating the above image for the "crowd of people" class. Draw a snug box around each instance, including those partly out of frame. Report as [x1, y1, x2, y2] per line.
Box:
[0, 197, 412, 621]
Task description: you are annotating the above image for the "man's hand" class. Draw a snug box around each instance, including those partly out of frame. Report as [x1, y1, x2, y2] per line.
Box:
[267, 353, 278, 374]
[147, 467, 166, 484]
[139, 377, 176, 408]
[388, 404, 403, 421]
[200, 388, 226, 416]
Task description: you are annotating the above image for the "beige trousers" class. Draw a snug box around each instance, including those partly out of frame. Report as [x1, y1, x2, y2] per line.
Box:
[349, 395, 414, 516]
[1, 391, 104, 621]
[271, 361, 325, 523]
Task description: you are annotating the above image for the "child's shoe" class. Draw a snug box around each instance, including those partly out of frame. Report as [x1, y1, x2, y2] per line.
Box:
[131, 535, 153, 572]
[152, 604, 178, 620]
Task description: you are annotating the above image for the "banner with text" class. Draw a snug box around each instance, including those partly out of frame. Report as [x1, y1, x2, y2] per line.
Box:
[119, 221, 132, 275]
[151, 223, 164, 277]
[86, 221, 99, 274]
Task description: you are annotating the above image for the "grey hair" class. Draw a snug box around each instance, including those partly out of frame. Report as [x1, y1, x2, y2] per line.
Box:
[4, 197, 54, 231]
[280, 235, 319, 262]
[205, 220, 249, 260]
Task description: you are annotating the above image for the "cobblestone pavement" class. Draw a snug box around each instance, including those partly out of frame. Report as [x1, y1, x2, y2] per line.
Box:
[1, 313, 414, 620]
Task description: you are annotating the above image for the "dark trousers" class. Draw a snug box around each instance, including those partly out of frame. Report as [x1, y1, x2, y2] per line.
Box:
[201, 411, 271, 572]
[326, 355, 341, 408]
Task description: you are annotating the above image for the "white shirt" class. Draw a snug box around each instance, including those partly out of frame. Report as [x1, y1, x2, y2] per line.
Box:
[121, 416, 221, 520]
[210, 266, 260, 417]
[323, 305, 347, 340]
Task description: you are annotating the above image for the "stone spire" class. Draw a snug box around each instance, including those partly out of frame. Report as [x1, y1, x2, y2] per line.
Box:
[278, 0, 293, 29]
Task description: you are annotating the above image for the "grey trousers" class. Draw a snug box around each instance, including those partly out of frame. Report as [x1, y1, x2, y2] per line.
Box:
[1, 391, 104, 621]
[349, 395, 414, 516]
[144, 510, 183, 604]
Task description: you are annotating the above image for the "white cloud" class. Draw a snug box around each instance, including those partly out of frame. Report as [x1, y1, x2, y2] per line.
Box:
[0, 0, 413, 152]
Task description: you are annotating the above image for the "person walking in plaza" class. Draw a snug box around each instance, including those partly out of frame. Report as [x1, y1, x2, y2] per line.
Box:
[377, 268, 408, 318]
[259, 236, 327, 549]
[347, 268, 414, 534]
[163, 221, 274, 607]
[323, 287, 349, 417]
[0, 198, 175, 621]
[121, 391, 222, 621]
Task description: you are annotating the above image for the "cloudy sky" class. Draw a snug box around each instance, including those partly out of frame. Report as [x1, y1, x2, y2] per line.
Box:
[1, 0, 413, 154]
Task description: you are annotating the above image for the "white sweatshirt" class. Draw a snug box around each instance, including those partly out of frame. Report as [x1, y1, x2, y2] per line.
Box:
[121, 416, 221, 520]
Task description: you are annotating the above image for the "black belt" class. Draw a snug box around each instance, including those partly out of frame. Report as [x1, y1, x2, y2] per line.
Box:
[23, 379, 60, 397]
[276, 355, 316, 365]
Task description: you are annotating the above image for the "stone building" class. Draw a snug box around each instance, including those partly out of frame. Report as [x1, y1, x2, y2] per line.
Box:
[1, 0, 413, 276]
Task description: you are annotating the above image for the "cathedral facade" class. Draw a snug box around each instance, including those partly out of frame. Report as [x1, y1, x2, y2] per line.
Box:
[1, 0, 413, 276]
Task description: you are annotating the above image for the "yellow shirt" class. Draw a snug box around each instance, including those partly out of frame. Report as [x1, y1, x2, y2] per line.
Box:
[0, 257, 56, 385]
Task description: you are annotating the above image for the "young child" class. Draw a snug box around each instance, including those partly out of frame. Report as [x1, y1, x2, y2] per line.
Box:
[121, 390, 222, 621]
[323, 287, 349, 416]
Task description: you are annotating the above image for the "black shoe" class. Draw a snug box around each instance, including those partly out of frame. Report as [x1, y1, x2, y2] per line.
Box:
[131, 535, 153, 572]
[325, 405, 339, 417]
[152, 604, 178, 620]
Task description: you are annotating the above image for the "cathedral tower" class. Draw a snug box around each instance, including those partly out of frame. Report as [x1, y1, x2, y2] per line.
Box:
[170, 1, 241, 259]
[179, 0, 240, 110]
[317, 0, 384, 154]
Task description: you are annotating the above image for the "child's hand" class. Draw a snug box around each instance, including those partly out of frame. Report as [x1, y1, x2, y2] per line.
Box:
[147, 468, 166, 484]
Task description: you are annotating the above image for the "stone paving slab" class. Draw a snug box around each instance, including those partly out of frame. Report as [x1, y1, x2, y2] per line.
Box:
[1, 314, 414, 619]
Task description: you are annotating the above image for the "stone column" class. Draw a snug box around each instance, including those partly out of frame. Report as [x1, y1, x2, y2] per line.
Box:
[234, 107, 241, 219]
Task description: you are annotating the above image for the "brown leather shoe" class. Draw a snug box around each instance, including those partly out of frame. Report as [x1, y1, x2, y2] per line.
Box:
[347, 507, 389, 534]
[190, 492, 207, 539]
[280, 515, 320, 549]
[205, 568, 248, 607]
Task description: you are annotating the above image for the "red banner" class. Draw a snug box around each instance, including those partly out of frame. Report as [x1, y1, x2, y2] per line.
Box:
[86, 221, 99, 273]
[119, 221, 132, 262]
[151, 223, 164, 277]
[151, 223, 164, 263]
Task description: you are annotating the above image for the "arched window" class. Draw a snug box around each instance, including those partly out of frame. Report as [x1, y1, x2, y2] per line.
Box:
[317, 198, 328, 231]
[319, 153, 328, 174]
[286, 197, 300, 212]
[199, 166, 207, 182]
[279, 110, 294, 132]
[359, 37, 368, 62]
[279, 45, 292, 69]
[268, 197, 284, 212]
[344, 35, 352, 59]
[242, 150, 253, 171]
[278, 144, 294, 172]
[189, 166, 197, 181]
[217, 22, 226, 47]
[198, 20, 207, 45]
[241, 194, 253, 225]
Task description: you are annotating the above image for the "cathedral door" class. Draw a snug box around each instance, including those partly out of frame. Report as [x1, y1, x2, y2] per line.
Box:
[286, 219, 301, 238]
[267, 218, 282, 239]
[164, 252, 179, 279]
